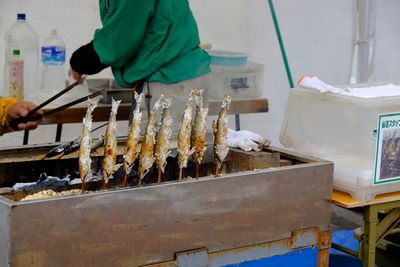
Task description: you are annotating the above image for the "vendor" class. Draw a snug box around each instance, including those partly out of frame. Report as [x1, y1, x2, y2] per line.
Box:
[70, 0, 211, 130]
[0, 98, 43, 135]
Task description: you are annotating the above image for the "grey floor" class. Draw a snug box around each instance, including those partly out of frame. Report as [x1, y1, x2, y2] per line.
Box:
[330, 204, 400, 267]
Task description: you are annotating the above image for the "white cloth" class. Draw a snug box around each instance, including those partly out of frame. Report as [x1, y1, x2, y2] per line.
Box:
[298, 76, 400, 98]
[227, 128, 271, 152]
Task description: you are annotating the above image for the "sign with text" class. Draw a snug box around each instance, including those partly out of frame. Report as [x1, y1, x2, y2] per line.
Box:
[374, 113, 400, 184]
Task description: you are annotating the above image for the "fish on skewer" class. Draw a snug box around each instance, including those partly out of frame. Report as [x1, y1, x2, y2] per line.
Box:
[102, 98, 123, 189]
[79, 98, 98, 193]
[212, 94, 231, 176]
[192, 89, 209, 179]
[177, 89, 195, 181]
[138, 95, 164, 184]
[123, 92, 144, 187]
[155, 96, 173, 183]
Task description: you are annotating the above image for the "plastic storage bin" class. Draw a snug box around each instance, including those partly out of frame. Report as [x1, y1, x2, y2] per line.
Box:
[208, 61, 264, 100]
[280, 83, 400, 201]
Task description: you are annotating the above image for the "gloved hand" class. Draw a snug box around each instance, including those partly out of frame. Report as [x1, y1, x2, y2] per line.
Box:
[227, 128, 271, 152]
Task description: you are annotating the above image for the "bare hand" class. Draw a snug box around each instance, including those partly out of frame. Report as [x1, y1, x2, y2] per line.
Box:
[7, 102, 44, 131]
[69, 68, 82, 81]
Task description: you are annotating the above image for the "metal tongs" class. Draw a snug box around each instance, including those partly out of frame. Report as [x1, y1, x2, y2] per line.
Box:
[10, 76, 103, 130]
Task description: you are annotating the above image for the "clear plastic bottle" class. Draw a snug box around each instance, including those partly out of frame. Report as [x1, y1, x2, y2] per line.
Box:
[8, 49, 24, 101]
[41, 29, 66, 96]
[3, 13, 39, 100]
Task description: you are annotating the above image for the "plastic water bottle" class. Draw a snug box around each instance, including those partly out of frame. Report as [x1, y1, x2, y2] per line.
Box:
[41, 29, 66, 96]
[3, 13, 39, 100]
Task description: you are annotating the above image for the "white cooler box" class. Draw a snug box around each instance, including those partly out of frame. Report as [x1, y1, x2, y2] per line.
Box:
[208, 61, 264, 100]
[280, 83, 400, 201]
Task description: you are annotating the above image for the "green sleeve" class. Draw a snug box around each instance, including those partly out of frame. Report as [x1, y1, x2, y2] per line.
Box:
[93, 0, 157, 67]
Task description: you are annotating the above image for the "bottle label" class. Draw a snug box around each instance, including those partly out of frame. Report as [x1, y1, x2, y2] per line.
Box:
[41, 46, 65, 64]
[9, 60, 24, 101]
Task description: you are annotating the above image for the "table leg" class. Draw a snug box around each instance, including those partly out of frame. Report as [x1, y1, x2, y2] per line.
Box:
[363, 205, 378, 267]
[55, 124, 63, 142]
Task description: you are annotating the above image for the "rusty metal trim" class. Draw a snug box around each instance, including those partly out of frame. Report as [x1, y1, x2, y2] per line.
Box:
[291, 227, 319, 249]
[317, 230, 332, 267]
[146, 228, 323, 267]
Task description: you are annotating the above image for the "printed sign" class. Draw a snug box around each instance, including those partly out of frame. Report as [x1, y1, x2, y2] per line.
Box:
[374, 113, 400, 184]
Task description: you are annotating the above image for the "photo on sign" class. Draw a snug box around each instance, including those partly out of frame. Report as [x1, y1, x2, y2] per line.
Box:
[374, 113, 400, 184]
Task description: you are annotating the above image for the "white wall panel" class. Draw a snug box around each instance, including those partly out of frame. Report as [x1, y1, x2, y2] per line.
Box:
[0, 0, 398, 148]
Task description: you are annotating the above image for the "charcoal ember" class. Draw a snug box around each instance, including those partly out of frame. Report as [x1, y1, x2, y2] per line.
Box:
[37, 172, 48, 182]
[13, 176, 70, 192]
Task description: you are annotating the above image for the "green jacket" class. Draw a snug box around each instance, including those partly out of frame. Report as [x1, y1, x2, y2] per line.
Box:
[93, 0, 210, 88]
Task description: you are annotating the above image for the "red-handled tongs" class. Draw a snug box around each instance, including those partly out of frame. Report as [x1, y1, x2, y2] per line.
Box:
[10, 76, 103, 130]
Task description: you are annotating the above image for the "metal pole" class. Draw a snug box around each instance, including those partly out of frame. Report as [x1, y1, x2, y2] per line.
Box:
[357, 0, 371, 82]
[268, 0, 294, 88]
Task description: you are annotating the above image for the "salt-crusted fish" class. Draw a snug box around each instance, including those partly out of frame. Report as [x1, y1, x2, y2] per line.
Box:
[192, 89, 209, 178]
[138, 95, 163, 182]
[102, 98, 122, 188]
[79, 98, 98, 193]
[177, 89, 195, 180]
[155, 96, 173, 183]
[213, 94, 231, 176]
[123, 92, 144, 186]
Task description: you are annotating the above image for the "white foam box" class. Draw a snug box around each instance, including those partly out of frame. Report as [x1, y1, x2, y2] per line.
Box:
[279, 83, 400, 201]
[208, 61, 264, 100]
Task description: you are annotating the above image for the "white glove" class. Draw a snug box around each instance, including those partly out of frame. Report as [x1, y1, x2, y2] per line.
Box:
[227, 128, 271, 152]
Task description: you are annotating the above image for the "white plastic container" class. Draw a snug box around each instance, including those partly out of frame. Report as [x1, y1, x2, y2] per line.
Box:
[3, 13, 39, 100]
[280, 83, 400, 201]
[208, 61, 264, 100]
[40, 29, 66, 97]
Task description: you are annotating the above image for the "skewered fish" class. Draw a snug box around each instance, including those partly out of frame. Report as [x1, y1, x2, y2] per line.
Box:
[102, 98, 122, 188]
[123, 92, 144, 186]
[177, 89, 195, 180]
[213, 94, 231, 176]
[138, 95, 164, 182]
[79, 98, 98, 193]
[155, 96, 173, 183]
[192, 89, 209, 178]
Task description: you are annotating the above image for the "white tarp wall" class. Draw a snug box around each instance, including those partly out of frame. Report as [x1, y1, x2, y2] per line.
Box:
[0, 0, 399, 147]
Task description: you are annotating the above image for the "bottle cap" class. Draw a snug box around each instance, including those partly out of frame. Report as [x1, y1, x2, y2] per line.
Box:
[17, 13, 26, 20]
[50, 29, 58, 35]
[13, 50, 20, 55]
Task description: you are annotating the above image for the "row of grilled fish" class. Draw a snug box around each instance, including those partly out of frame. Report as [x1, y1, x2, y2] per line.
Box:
[78, 89, 230, 190]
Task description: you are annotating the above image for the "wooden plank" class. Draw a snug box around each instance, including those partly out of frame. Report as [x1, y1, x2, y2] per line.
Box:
[40, 98, 269, 124]
[332, 189, 400, 208]
[42, 104, 132, 124]
[208, 98, 268, 116]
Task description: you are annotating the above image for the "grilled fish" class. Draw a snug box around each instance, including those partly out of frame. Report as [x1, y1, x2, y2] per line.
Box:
[123, 92, 144, 176]
[178, 89, 195, 172]
[102, 98, 122, 187]
[192, 89, 209, 165]
[155, 96, 173, 175]
[79, 98, 98, 192]
[138, 95, 163, 180]
[213, 94, 231, 175]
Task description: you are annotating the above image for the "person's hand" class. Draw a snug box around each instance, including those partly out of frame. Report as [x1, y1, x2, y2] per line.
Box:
[227, 128, 271, 151]
[7, 102, 44, 131]
[69, 68, 82, 81]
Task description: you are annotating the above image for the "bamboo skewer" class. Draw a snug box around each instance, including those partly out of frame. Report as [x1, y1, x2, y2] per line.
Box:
[195, 162, 200, 179]
[158, 168, 162, 184]
[123, 173, 128, 187]
[179, 168, 183, 181]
